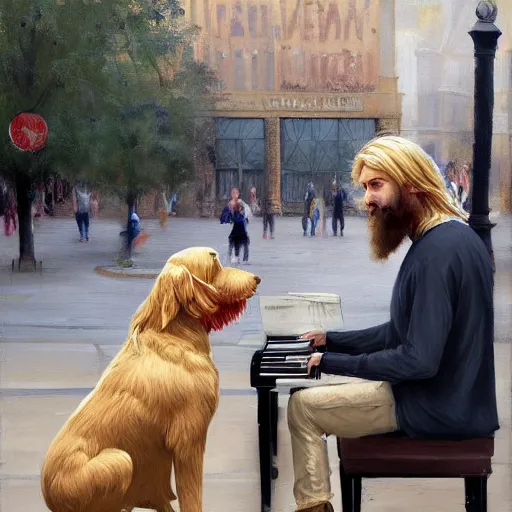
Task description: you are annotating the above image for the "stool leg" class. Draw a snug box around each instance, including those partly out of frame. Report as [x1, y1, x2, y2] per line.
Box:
[340, 466, 362, 512]
[353, 477, 362, 512]
[465, 477, 487, 512]
[339, 466, 353, 512]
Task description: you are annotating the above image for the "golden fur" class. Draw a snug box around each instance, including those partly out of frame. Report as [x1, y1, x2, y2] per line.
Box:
[40, 247, 261, 512]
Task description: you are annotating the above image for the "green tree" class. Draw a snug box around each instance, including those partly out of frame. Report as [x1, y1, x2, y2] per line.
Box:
[95, 48, 216, 260]
[0, 0, 215, 265]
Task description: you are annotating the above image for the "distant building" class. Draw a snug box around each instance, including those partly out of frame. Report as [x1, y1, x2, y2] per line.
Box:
[180, 0, 402, 216]
[395, 0, 512, 213]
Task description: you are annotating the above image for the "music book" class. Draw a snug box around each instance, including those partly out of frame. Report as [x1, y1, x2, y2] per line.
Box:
[259, 292, 344, 337]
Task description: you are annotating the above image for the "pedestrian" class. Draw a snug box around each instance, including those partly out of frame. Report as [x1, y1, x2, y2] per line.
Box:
[220, 187, 250, 265]
[249, 186, 261, 216]
[290, 136, 498, 512]
[460, 163, 471, 212]
[302, 182, 316, 236]
[316, 194, 326, 236]
[308, 196, 321, 237]
[155, 187, 169, 228]
[262, 198, 277, 239]
[72, 183, 91, 242]
[3, 187, 17, 237]
[331, 182, 346, 236]
[168, 192, 177, 216]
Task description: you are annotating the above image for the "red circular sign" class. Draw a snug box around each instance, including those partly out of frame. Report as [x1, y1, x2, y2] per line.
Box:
[9, 113, 48, 151]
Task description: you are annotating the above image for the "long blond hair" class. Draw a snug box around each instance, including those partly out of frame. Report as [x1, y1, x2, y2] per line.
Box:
[351, 136, 469, 235]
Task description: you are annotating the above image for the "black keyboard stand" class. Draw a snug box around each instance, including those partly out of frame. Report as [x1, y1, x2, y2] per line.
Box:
[256, 387, 277, 512]
[255, 366, 321, 512]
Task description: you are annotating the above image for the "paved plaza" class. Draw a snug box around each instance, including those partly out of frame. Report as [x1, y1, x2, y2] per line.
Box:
[0, 214, 510, 511]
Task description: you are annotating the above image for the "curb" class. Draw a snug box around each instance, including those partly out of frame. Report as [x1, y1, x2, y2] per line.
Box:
[94, 266, 159, 279]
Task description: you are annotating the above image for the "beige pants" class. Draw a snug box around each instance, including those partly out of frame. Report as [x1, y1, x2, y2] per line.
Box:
[287, 380, 398, 510]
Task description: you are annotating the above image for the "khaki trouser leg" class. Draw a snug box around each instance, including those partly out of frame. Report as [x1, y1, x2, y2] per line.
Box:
[287, 381, 398, 511]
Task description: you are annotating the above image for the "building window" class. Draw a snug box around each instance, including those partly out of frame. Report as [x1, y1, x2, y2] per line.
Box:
[215, 118, 265, 201]
[280, 118, 376, 203]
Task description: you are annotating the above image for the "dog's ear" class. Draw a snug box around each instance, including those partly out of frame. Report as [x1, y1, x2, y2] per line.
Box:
[160, 265, 220, 329]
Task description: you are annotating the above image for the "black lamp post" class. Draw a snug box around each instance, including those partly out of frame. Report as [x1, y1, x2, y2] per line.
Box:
[468, 0, 502, 270]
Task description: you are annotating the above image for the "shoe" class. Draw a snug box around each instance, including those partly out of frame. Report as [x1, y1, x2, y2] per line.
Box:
[263, 234, 268, 239]
[79, 238, 84, 242]
[297, 502, 334, 512]
[230, 256, 237, 264]
[270, 235, 275, 239]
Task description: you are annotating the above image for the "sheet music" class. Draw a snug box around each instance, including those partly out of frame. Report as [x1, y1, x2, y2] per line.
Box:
[259, 293, 344, 337]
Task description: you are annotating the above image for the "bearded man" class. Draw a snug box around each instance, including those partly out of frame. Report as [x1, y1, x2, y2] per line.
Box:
[288, 136, 499, 512]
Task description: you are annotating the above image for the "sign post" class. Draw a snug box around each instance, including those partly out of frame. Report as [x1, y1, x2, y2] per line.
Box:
[9, 112, 49, 152]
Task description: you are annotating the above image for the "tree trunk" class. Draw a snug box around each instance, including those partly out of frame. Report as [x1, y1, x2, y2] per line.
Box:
[15, 173, 35, 264]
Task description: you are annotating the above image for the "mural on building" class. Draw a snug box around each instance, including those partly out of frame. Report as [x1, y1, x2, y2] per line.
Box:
[191, 0, 381, 93]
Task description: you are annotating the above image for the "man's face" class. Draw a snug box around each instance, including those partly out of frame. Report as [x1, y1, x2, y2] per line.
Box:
[359, 165, 422, 261]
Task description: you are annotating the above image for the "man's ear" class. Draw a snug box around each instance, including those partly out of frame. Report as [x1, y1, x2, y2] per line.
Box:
[160, 265, 220, 328]
[405, 183, 420, 194]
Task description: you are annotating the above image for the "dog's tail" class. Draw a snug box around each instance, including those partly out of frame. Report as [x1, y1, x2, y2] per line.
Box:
[42, 448, 133, 511]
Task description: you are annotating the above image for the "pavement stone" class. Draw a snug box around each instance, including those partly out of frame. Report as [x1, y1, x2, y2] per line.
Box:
[0, 213, 510, 511]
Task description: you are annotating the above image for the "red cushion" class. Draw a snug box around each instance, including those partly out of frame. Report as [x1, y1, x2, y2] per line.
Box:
[337, 434, 494, 477]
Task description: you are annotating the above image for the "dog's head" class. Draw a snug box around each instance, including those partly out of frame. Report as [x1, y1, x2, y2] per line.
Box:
[129, 247, 261, 334]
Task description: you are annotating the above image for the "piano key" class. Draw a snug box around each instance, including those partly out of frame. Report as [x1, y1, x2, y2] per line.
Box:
[266, 338, 313, 344]
[261, 355, 309, 361]
[261, 362, 308, 368]
[264, 347, 311, 353]
[261, 372, 310, 377]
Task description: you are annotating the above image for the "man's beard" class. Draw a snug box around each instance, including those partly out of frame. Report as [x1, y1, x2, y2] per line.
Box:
[367, 190, 423, 261]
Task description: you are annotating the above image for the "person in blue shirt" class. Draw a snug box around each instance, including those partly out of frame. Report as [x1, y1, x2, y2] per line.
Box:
[287, 136, 498, 512]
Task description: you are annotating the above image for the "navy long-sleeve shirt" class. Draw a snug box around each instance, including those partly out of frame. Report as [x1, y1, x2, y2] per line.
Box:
[319, 220, 499, 439]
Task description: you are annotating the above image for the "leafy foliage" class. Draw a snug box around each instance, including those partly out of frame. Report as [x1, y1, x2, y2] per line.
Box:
[0, 0, 215, 190]
[0, 0, 216, 259]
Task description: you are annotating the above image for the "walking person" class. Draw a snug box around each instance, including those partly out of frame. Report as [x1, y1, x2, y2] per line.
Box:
[155, 187, 169, 228]
[302, 182, 316, 236]
[220, 187, 250, 264]
[72, 183, 91, 242]
[460, 163, 471, 212]
[262, 198, 278, 239]
[288, 136, 498, 512]
[3, 187, 17, 237]
[308, 197, 320, 237]
[331, 182, 346, 236]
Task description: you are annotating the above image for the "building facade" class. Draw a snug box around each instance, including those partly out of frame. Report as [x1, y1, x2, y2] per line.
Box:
[395, 0, 512, 213]
[181, 0, 401, 216]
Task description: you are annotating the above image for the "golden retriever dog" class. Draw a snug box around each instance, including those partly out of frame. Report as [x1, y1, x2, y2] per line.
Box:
[40, 247, 261, 512]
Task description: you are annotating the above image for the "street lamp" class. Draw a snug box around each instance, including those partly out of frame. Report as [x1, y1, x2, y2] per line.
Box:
[468, 0, 502, 270]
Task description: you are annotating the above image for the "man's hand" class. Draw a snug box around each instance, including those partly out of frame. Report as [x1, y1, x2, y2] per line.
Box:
[300, 330, 326, 349]
[307, 353, 323, 375]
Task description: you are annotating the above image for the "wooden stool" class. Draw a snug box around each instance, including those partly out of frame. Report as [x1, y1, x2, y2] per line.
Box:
[337, 432, 494, 512]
